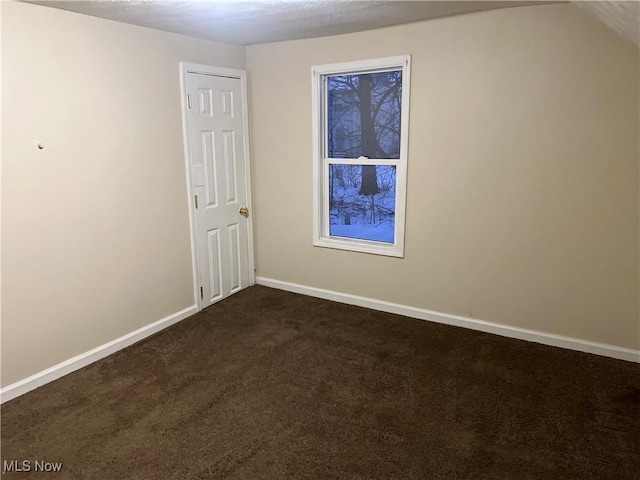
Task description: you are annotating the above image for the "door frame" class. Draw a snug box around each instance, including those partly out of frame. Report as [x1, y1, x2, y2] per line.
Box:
[179, 62, 255, 312]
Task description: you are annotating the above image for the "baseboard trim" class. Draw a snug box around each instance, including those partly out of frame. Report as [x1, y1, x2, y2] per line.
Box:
[0, 305, 198, 404]
[255, 277, 640, 363]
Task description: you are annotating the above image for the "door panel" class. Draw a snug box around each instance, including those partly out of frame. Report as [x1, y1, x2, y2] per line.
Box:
[222, 131, 237, 203]
[201, 131, 217, 206]
[186, 72, 250, 309]
[228, 223, 241, 293]
[207, 228, 223, 302]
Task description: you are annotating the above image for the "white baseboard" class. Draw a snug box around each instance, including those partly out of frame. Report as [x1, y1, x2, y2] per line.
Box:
[0, 305, 198, 404]
[256, 277, 640, 363]
[3, 279, 637, 403]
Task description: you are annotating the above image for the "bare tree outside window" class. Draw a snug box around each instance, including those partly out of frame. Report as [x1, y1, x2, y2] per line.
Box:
[327, 70, 402, 243]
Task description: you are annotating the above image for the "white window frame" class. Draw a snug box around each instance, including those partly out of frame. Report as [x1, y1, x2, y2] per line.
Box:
[312, 55, 411, 257]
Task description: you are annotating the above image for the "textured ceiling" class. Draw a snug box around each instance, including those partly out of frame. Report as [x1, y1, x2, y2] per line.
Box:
[29, 0, 559, 46]
[27, 0, 640, 48]
[574, 1, 639, 47]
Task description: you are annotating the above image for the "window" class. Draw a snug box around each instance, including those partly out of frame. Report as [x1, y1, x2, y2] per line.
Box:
[312, 56, 411, 257]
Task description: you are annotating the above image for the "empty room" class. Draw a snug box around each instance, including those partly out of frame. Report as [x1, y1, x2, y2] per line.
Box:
[1, 0, 639, 478]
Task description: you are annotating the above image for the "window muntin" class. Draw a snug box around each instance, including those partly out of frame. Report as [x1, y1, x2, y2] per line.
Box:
[312, 56, 410, 257]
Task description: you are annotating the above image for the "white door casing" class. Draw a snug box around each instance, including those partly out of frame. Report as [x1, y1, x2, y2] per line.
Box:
[180, 63, 254, 310]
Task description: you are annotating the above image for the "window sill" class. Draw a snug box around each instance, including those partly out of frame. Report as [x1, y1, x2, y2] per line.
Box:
[313, 236, 404, 258]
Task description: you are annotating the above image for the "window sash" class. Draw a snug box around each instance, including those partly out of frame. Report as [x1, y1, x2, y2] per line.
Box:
[321, 162, 401, 242]
[322, 69, 403, 161]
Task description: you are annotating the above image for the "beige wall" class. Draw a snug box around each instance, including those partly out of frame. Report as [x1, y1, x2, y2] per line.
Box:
[247, 4, 639, 349]
[1, 1, 246, 386]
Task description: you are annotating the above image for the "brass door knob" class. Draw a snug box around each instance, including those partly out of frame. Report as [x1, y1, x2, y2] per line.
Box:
[239, 206, 249, 218]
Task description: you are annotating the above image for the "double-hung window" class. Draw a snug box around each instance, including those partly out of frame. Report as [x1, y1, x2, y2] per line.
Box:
[312, 55, 411, 257]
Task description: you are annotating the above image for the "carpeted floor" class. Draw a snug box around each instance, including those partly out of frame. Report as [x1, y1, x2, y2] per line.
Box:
[2, 285, 639, 479]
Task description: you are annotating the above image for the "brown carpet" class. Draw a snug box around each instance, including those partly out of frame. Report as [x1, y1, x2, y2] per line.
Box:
[2, 285, 639, 479]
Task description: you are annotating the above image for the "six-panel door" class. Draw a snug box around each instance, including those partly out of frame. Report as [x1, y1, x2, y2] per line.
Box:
[186, 72, 250, 308]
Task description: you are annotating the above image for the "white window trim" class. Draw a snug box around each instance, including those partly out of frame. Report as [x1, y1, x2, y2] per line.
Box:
[311, 55, 411, 257]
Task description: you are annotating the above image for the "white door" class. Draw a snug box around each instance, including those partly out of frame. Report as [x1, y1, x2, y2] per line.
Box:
[184, 69, 253, 309]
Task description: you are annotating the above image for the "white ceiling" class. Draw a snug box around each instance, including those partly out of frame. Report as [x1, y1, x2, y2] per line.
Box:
[30, 0, 561, 46]
[28, 0, 640, 47]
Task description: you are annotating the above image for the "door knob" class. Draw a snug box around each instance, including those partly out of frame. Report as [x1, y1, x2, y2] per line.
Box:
[239, 206, 249, 218]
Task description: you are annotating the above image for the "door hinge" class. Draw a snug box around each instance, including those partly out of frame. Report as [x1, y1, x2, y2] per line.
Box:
[187, 94, 192, 109]
[194, 195, 198, 209]
[200, 286, 204, 300]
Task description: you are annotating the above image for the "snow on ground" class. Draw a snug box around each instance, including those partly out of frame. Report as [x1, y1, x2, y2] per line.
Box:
[330, 224, 394, 243]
